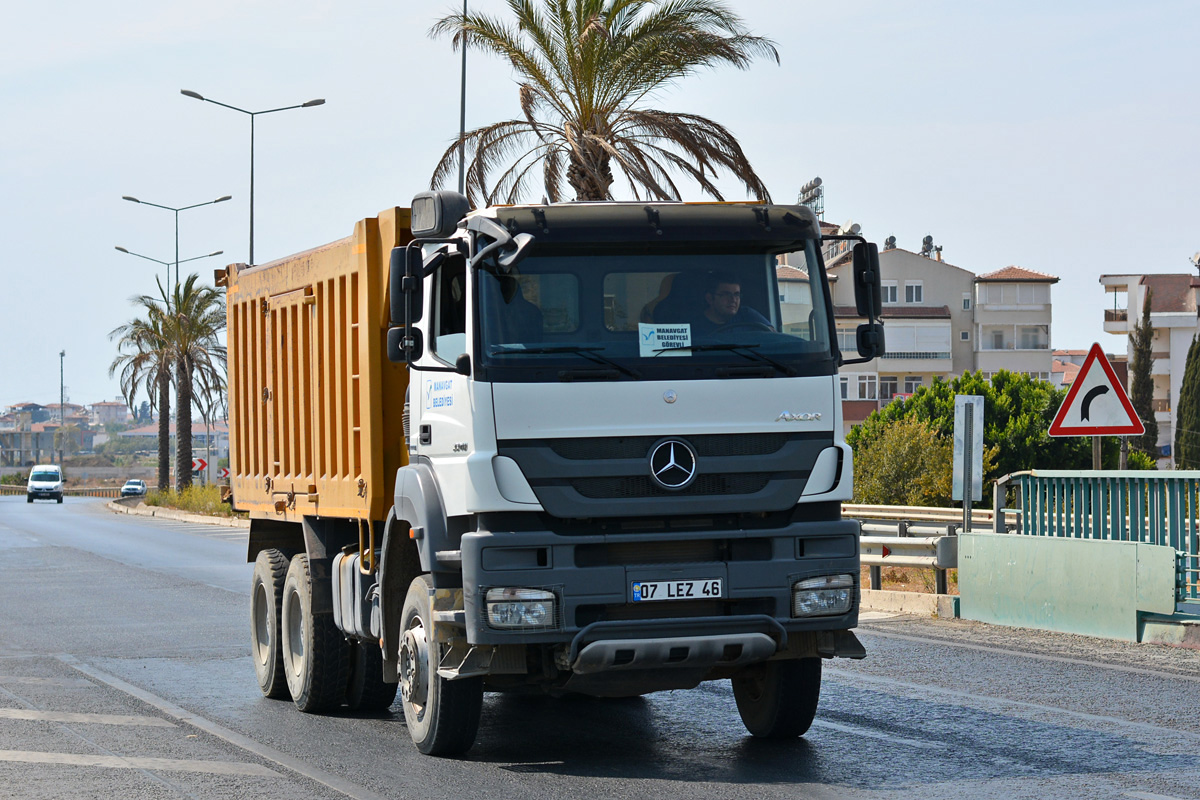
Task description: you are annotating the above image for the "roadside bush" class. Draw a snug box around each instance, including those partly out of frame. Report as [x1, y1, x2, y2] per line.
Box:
[0, 472, 28, 486]
[145, 484, 243, 518]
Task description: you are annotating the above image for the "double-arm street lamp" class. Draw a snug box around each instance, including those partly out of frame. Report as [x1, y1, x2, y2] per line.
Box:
[181, 90, 325, 265]
[114, 246, 224, 297]
[121, 194, 230, 293]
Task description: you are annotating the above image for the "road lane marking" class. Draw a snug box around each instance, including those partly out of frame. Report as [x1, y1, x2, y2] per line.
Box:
[812, 719, 939, 749]
[58, 655, 391, 800]
[825, 667, 1200, 744]
[0, 676, 93, 688]
[857, 628, 1200, 685]
[0, 708, 175, 727]
[0, 750, 279, 777]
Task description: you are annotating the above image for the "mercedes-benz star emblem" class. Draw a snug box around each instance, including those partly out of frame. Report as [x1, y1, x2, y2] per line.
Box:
[648, 439, 698, 491]
[663, 390, 677, 404]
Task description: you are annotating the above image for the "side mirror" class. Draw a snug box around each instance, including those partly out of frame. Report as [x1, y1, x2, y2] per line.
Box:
[852, 242, 882, 318]
[455, 353, 472, 376]
[387, 326, 424, 364]
[389, 246, 424, 326]
[856, 322, 885, 360]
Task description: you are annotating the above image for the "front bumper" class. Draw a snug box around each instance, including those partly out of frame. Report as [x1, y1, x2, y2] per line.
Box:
[460, 518, 860, 653]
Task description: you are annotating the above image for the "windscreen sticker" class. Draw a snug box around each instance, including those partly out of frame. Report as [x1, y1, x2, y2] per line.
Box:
[638, 323, 691, 357]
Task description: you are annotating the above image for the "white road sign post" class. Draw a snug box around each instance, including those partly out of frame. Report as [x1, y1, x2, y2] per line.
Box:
[954, 395, 985, 532]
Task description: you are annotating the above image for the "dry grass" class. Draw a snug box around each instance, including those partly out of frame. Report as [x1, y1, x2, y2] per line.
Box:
[861, 565, 958, 595]
[144, 484, 244, 518]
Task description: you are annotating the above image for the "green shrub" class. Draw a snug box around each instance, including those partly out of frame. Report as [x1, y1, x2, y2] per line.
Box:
[1, 472, 28, 486]
[145, 484, 243, 518]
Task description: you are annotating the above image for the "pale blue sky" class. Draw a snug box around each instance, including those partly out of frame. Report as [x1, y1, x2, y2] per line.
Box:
[1, 1, 1197, 408]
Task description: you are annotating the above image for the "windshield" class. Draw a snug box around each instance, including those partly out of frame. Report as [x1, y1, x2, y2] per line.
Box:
[476, 244, 834, 382]
[31, 471, 60, 482]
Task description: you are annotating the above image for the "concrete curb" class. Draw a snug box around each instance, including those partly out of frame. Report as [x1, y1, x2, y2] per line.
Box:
[1140, 614, 1200, 650]
[862, 588, 959, 619]
[107, 500, 250, 529]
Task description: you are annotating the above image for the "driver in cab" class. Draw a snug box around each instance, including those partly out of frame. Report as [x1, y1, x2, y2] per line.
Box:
[692, 271, 772, 336]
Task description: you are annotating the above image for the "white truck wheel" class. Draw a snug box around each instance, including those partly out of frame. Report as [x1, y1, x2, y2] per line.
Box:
[250, 548, 291, 699]
[398, 574, 482, 755]
[281, 554, 350, 712]
[732, 657, 822, 738]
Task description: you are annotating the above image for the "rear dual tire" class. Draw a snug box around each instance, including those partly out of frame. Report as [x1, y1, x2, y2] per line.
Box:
[250, 548, 291, 699]
[281, 553, 350, 712]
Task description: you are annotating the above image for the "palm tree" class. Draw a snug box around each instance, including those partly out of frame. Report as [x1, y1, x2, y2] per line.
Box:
[109, 286, 173, 490]
[166, 274, 227, 489]
[430, 0, 777, 205]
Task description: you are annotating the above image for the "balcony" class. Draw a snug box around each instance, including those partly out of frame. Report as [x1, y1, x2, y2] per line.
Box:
[1153, 398, 1171, 413]
[1104, 308, 1129, 333]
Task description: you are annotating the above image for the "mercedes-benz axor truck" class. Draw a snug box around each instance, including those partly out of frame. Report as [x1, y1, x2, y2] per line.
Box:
[221, 193, 885, 756]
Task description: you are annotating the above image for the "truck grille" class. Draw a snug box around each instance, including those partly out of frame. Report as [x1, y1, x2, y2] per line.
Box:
[571, 473, 771, 499]
[549, 433, 789, 461]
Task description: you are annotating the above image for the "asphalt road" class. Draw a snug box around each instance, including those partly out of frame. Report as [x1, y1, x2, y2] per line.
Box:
[1, 496, 1198, 800]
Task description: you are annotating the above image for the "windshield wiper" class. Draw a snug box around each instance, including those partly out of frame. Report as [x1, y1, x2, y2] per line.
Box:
[664, 343, 798, 377]
[490, 345, 642, 379]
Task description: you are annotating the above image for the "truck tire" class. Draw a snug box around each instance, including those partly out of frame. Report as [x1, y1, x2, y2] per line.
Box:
[398, 574, 482, 756]
[281, 554, 350, 712]
[732, 657, 822, 738]
[250, 548, 291, 699]
[346, 640, 398, 712]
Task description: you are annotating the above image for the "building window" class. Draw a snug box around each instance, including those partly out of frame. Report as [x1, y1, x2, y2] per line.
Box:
[1020, 326, 1045, 349]
[904, 376, 923, 394]
[960, 330, 970, 341]
[962, 294, 971, 311]
[880, 376, 898, 400]
[905, 282, 923, 303]
[858, 375, 877, 401]
[881, 281, 898, 304]
[836, 328, 857, 352]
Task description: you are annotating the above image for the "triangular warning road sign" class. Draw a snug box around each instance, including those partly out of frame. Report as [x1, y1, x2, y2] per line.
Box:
[1049, 343, 1145, 437]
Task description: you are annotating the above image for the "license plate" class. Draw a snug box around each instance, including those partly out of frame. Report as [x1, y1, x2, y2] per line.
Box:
[632, 579, 722, 602]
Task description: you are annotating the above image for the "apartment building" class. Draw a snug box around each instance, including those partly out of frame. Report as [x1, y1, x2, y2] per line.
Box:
[1098, 272, 1200, 465]
[973, 266, 1059, 381]
[824, 240, 1058, 433]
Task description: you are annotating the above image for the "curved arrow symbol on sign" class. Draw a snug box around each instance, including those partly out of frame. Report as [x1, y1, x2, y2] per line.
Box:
[1080, 385, 1109, 421]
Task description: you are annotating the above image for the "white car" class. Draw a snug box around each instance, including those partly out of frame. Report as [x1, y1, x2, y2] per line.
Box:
[121, 479, 148, 497]
[27, 465, 64, 504]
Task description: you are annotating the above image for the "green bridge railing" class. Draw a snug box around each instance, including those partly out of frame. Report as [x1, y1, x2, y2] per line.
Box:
[994, 470, 1200, 604]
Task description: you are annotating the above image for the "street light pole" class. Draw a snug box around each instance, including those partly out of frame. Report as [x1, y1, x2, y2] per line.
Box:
[181, 90, 325, 265]
[59, 350, 65, 467]
[121, 195, 231, 298]
[459, 0, 468, 195]
[114, 247, 223, 296]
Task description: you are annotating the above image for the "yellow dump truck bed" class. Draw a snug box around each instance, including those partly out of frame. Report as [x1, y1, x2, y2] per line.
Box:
[219, 208, 412, 524]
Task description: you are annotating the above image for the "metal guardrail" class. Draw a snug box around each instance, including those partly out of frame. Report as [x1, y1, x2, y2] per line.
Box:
[994, 470, 1200, 605]
[845, 507, 973, 596]
[0, 485, 121, 498]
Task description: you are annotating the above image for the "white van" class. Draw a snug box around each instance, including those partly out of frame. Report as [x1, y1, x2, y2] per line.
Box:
[27, 464, 64, 503]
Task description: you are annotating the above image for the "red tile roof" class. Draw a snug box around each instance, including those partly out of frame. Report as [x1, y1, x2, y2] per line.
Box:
[775, 265, 809, 281]
[975, 266, 1059, 283]
[834, 305, 952, 319]
[1139, 273, 1200, 313]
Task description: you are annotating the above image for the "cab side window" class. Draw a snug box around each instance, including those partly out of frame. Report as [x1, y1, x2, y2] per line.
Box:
[431, 257, 467, 362]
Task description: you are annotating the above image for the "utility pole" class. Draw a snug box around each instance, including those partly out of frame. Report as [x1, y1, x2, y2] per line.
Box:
[59, 350, 65, 467]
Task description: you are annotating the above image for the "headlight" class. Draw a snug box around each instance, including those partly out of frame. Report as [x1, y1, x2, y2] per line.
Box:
[486, 588, 557, 629]
[792, 574, 855, 617]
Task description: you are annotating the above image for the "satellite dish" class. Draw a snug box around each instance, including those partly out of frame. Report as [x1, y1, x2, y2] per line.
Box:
[1192, 252, 1200, 267]
[884, 235, 897, 250]
[840, 220, 861, 236]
